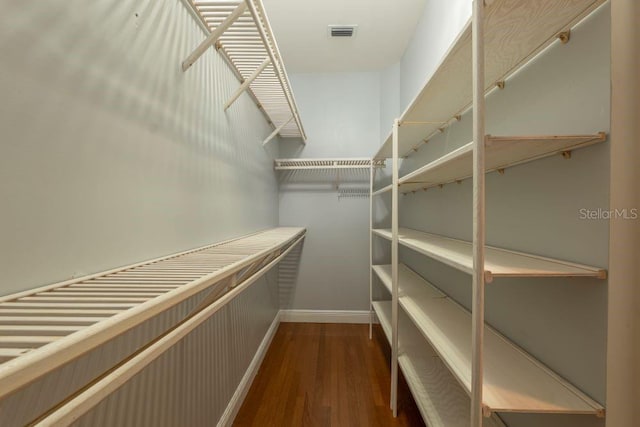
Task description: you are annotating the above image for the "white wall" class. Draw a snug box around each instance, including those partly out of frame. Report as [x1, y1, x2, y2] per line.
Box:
[399, 0, 470, 111]
[0, 0, 279, 297]
[379, 63, 400, 141]
[279, 72, 380, 311]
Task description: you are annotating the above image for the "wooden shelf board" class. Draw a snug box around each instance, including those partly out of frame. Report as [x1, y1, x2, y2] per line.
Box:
[372, 184, 393, 197]
[371, 299, 505, 426]
[401, 134, 606, 193]
[372, 228, 606, 282]
[373, 0, 605, 160]
[371, 301, 392, 343]
[376, 264, 604, 415]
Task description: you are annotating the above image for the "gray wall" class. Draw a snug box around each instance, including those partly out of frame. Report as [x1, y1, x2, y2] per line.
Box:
[279, 72, 380, 311]
[375, 4, 610, 427]
[399, 0, 470, 110]
[0, 0, 279, 297]
[0, 0, 282, 424]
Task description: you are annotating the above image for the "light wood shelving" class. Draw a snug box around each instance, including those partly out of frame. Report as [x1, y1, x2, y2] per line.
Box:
[373, 133, 607, 195]
[372, 228, 606, 282]
[372, 300, 505, 426]
[373, 0, 606, 160]
[373, 264, 605, 416]
[368, 0, 608, 424]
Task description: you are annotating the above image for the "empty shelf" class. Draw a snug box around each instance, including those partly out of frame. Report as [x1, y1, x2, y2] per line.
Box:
[0, 227, 306, 400]
[190, 0, 305, 139]
[374, 0, 605, 159]
[374, 134, 607, 195]
[372, 300, 505, 426]
[375, 264, 605, 416]
[372, 301, 392, 342]
[274, 158, 384, 170]
[372, 228, 606, 282]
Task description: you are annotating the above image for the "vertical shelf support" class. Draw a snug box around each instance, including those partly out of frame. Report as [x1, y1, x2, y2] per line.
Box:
[391, 118, 400, 417]
[224, 58, 271, 111]
[471, 0, 486, 425]
[262, 116, 293, 146]
[181, 1, 248, 72]
[369, 161, 375, 340]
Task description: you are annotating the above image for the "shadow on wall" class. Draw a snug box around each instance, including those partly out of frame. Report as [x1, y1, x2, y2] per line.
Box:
[278, 239, 304, 309]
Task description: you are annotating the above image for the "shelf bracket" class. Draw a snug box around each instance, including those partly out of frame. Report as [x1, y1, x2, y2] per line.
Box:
[224, 58, 271, 111]
[181, 2, 248, 72]
[262, 116, 294, 146]
[496, 80, 505, 90]
[497, 168, 505, 175]
[558, 30, 571, 44]
[562, 150, 572, 159]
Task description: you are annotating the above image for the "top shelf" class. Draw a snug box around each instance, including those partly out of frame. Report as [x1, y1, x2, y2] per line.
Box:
[373, 0, 606, 159]
[190, 0, 306, 140]
[372, 133, 606, 195]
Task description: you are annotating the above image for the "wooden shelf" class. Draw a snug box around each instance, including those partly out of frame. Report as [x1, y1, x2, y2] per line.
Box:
[373, 0, 605, 159]
[372, 299, 505, 426]
[374, 264, 605, 416]
[372, 228, 606, 282]
[374, 134, 607, 195]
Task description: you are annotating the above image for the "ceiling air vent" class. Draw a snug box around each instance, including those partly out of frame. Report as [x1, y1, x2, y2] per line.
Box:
[328, 25, 357, 38]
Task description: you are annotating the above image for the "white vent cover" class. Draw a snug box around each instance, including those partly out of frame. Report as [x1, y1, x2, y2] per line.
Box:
[328, 25, 357, 38]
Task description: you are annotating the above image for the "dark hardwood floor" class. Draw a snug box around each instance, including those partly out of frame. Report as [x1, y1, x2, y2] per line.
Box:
[234, 323, 425, 427]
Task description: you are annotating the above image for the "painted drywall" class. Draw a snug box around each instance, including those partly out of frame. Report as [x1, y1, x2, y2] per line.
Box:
[372, 4, 610, 427]
[0, 1, 283, 424]
[278, 72, 380, 311]
[379, 63, 401, 142]
[0, 0, 279, 297]
[399, 0, 470, 111]
[280, 72, 381, 157]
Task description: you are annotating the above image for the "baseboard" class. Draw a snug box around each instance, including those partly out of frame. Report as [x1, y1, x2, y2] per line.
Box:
[218, 311, 281, 427]
[279, 309, 371, 324]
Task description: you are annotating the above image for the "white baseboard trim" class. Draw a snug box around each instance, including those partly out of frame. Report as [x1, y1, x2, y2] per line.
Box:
[218, 311, 281, 427]
[279, 309, 371, 324]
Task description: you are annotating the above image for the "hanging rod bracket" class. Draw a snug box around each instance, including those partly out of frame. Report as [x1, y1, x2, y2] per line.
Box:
[181, 2, 248, 72]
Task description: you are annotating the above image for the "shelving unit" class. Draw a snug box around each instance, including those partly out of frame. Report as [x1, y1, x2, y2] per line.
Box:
[373, 264, 604, 416]
[372, 228, 606, 282]
[373, 0, 605, 160]
[373, 133, 607, 195]
[276, 158, 385, 192]
[0, 228, 305, 405]
[368, 0, 608, 425]
[371, 299, 506, 427]
[186, 0, 306, 143]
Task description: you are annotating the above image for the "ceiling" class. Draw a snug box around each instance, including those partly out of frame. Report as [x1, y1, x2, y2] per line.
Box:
[262, 0, 426, 73]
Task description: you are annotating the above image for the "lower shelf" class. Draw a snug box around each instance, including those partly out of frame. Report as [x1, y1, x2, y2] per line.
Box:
[373, 264, 605, 417]
[372, 301, 504, 427]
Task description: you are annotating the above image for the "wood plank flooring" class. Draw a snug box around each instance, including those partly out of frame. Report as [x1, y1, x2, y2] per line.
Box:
[234, 323, 425, 427]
